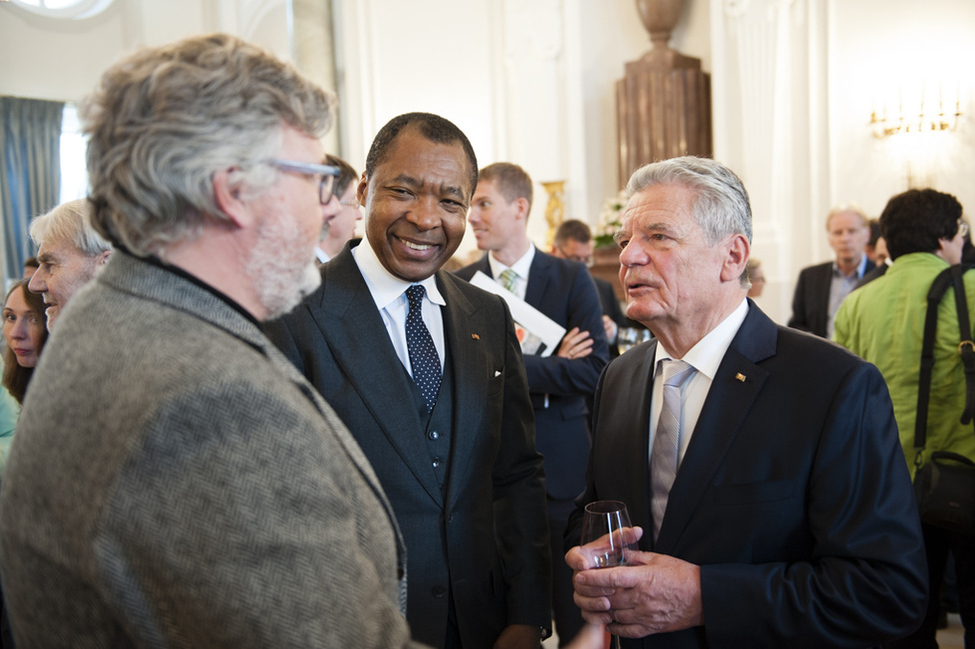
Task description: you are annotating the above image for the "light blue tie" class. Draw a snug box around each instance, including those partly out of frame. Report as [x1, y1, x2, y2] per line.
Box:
[650, 359, 695, 542]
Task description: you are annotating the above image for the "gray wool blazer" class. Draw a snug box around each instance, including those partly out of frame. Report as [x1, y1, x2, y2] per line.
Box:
[0, 252, 428, 648]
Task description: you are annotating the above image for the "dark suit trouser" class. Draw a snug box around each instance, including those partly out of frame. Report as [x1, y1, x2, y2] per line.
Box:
[888, 522, 975, 649]
[549, 496, 584, 646]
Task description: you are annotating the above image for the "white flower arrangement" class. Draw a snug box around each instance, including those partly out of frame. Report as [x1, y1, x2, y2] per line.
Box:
[594, 191, 627, 248]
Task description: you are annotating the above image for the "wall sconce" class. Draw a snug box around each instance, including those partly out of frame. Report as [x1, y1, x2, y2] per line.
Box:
[870, 86, 963, 139]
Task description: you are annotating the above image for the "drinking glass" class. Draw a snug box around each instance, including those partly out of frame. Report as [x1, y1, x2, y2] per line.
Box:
[579, 500, 638, 648]
[617, 328, 650, 354]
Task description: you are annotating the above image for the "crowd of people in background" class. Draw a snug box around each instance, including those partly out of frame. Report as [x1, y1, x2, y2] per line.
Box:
[0, 31, 971, 649]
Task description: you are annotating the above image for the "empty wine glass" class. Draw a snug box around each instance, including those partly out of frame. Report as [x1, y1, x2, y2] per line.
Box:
[579, 500, 638, 648]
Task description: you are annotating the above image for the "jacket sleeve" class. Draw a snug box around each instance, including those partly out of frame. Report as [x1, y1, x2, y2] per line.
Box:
[523, 266, 609, 396]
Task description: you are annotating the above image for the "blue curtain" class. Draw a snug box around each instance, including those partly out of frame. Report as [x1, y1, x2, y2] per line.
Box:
[1, 96, 64, 282]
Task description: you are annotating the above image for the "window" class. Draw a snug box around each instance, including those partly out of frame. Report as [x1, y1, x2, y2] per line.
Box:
[60, 104, 88, 204]
[9, 0, 114, 20]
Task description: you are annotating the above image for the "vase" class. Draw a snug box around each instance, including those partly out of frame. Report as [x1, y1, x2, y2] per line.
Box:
[635, 0, 685, 52]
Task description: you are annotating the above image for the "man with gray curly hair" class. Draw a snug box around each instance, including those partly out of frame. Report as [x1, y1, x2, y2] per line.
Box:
[27, 198, 112, 331]
[0, 33, 427, 648]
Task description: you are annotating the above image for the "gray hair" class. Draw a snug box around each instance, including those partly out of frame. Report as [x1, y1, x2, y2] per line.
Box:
[625, 156, 753, 246]
[29, 199, 111, 257]
[81, 33, 335, 257]
[825, 204, 868, 230]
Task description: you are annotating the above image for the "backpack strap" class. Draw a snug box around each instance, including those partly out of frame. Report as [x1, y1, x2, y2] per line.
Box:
[914, 263, 975, 471]
[949, 264, 975, 425]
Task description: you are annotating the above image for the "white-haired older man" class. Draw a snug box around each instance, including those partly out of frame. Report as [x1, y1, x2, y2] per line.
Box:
[0, 33, 432, 649]
[27, 198, 111, 330]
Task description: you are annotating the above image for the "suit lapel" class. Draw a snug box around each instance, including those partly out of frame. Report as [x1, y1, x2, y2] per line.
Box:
[524, 248, 552, 307]
[656, 304, 777, 549]
[312, 247, 445, 505]
[816, 264, 833, 324]
[617, 342, 658, 539]
[437, 273, 486, 507]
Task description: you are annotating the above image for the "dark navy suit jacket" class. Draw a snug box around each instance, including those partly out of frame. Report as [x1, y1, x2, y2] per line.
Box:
[266, 242, 551, 648]
[566, 302, 926, 648]
[456, 250, 609, 502]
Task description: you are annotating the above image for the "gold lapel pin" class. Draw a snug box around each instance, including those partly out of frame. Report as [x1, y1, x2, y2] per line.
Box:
[471, 333, 480, 340]
[735, 372, 746, 382]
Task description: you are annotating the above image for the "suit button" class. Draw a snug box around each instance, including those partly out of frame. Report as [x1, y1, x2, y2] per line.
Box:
[432, 457, 442, 469]
[432, 584, 447, 598]
[428, 430, 439, 440]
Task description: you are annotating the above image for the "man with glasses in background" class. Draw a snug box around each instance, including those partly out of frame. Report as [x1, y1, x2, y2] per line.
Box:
[316, 154, 363, 263]
[551, 219, 630, 357]
[0, 33, 431, 648]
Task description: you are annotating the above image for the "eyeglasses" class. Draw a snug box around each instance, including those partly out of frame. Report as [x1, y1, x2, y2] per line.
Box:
[555, 245, 593, 268]
[958, 220, 970, 238]
[266, 159, 341, 205]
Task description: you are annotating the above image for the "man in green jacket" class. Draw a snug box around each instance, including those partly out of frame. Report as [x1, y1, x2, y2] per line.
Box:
[834, 187, 974, 648]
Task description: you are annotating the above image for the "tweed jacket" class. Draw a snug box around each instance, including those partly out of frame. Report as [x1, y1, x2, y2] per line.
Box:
[0, 252, 426, 648]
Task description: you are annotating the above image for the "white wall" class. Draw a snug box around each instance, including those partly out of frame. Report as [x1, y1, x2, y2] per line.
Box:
[4, 0, 974, 323]
[829, 0, 975, 219]
[333, 0, 710, 259]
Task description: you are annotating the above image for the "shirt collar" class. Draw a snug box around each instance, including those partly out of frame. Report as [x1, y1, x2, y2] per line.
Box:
[488, 244, 535, 281]
[653, 298, 749, 380]
[833, 253, 869, 279]
[351, 237, 445, 310]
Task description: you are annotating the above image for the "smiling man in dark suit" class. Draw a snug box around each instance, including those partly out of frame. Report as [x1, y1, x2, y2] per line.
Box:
[564, 156, 926, 648]
[265, 113, 552, 649]
[456, 164, 609, 646]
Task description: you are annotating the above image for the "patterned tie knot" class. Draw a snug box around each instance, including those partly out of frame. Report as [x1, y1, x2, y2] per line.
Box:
[662, 359, 695, 389]
[499, 269, 518, 292]
[406, 284, 426, 309]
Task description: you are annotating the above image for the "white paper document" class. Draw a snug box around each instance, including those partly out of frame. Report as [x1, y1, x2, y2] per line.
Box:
[470, 271, 566, 357]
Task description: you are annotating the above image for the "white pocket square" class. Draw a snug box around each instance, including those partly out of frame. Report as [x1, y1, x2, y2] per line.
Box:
[494, 370, 502, 377]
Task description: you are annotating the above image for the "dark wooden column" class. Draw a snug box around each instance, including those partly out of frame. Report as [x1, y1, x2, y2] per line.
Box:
[617, 0, 713, 189]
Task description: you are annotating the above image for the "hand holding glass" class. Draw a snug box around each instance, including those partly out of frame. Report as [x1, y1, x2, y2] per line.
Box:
[579, 501, 638, 648]
[579, 500, 638, 567]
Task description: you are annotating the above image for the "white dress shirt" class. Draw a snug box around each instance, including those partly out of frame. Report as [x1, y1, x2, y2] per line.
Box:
[487, 245, 535, 300]
[351, 240, 446, 376]
[649, 299, 749, 466]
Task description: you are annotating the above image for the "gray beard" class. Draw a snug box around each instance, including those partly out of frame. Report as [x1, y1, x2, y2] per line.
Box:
[246, 213, 321, 321]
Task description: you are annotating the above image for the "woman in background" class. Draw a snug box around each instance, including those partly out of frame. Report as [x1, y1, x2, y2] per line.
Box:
[2, 279, 48, 473]
[3, 278, 48, 404]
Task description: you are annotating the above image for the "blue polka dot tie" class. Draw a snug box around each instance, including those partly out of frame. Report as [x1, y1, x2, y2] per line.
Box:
[405, 285, 442, 412]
